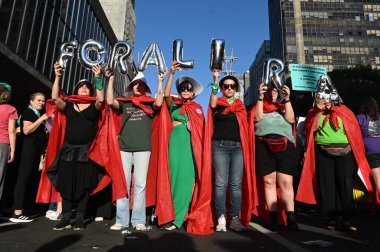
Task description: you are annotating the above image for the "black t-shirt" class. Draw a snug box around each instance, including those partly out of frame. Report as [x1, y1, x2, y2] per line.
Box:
[118, 101, 153, 152]
[21, 108, 47, 146]
[64, 102, 99, 145]
[212, 106, 241, 142]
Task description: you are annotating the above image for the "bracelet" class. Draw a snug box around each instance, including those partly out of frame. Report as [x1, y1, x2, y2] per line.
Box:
[94, 76, 103, 91]
[258, 98, 263, 101]
[283, 99, 290, 103]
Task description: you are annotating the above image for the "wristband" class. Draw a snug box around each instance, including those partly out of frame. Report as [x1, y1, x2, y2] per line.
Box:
[94, 77, 103, 91]
[209, 82, 219, 95]
[258, 98, 263, 101]
[283, 99, 290, 103]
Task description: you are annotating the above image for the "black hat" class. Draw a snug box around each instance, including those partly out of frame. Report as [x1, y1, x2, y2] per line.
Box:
[72, 79, 94, 96]
[219, 75, 240, 92]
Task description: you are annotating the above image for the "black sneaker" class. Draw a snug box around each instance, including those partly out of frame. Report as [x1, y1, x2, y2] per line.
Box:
[9, 214, 34, 223]
[74, 218, 85, 230]
[287, 219, 299, 231]
[53, 218, 71, 230]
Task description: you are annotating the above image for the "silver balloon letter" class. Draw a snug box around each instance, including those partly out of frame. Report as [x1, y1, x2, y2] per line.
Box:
[109, 41, 132, 75]
[172, 39, 194, 69]
[58, 40, 78, 70]
[78, 39, 108, 69]
[262, 58, 285, 90]
[210, 39, 225, 70]
[137, 43, 166, 74]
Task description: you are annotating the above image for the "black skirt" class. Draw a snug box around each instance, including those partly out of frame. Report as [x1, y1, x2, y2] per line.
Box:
[54, 144, 103, 201]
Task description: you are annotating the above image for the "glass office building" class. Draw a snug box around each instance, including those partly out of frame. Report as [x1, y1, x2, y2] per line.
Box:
[0, 0, 135, 110]
[269, 0, 380, 71]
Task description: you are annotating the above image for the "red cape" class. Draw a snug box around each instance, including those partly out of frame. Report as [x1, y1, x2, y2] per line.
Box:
[107, 96, 175, 225]
[36, 95, 126, 204]
[249, 101, 296, 224]
[296, 105, 378, 205]
[204, 97, 253, 227]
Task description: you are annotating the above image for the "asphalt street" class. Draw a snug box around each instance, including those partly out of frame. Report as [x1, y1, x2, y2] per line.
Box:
[1, 209, 379, 252]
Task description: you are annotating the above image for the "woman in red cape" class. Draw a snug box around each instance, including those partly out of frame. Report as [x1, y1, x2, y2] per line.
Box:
[296, 92, 376, 231]
[106, 68, 176, 232]
[252, 83, 299, 231]
[37, 63, 124, 230]
[160, 61, 213, 235]
[205, 70, 253, 232]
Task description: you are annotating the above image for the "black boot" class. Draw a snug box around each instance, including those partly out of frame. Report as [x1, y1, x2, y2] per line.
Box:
[53, 213, 71, 230]
[74, 212, 85, 230]
[286, 211, 299, 231]
[269, 211, 279, 232]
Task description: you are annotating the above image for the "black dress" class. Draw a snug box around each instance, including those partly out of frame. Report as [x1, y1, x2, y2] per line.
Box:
[55, 102, 103, 201]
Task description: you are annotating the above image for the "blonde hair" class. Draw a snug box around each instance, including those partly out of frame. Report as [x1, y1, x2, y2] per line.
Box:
[30, 92, 45, 101]
[0, 86, 11, 104]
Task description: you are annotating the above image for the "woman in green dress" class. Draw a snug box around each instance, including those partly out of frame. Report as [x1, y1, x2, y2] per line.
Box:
[162, 61, 204, 231]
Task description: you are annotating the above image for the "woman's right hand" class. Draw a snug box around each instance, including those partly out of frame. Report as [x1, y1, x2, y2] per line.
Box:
[54, 62, 63, 77]
[170, 61, 181, 74]
[258, 83, 267, 100]
[41, 113, 49, 121]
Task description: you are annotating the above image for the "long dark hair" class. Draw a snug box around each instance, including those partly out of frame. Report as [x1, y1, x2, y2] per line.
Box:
[359, 97, 380, 121]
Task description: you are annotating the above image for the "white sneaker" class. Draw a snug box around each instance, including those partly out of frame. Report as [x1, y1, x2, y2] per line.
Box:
[48, 212, 61, 221]
[110, 223, 126, 230]
[10, 215, 34, 223]
[95, 217, 104, 222]
[45, 210, 55, 218]
[216, 214, 227, 232]
[135, 224, 152, 231]
[230, 217, 246, 232]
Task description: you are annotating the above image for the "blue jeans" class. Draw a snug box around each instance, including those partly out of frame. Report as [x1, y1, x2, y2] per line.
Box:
[212, 140, 244, 218]
[115, 151, 151, 227]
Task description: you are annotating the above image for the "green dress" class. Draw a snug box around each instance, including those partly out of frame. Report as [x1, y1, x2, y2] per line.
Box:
[169, 103, 196, 228]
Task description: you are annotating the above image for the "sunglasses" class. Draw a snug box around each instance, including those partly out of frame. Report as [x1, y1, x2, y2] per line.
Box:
[222, 84, 237, 90]
[178, 86, 193, 93]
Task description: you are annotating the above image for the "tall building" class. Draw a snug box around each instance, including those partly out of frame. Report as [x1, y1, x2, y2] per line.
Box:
[245, 40, 271, 106]
[0, 0, 136, 111]
[269, 0, 380, 71]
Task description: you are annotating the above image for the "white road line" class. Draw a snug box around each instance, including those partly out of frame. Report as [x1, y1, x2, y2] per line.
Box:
[0, 222, 18, 227]
[249, 222, 310, 252]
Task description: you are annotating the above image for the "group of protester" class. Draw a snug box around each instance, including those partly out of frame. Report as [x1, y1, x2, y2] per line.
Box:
[0, 61, 380, 235]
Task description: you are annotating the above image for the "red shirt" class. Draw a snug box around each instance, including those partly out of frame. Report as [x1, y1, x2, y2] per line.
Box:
[0, 104, 18, 144]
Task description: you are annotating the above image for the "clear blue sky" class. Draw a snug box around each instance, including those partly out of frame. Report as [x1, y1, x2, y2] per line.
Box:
[133, 0, 269, 109]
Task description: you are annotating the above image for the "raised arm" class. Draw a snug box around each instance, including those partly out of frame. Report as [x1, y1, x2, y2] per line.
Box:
[254, 83, 267, 122]
[209, 70, 219, 109]
[313, 100, 326, 131]
[164, 61, 181, 107]
[52, 62, 66, 112]
[92, 65, 105, 110]
[153, 67, 168, 110]
[105, 68, 119, 110]
[282, 85, 295, 124]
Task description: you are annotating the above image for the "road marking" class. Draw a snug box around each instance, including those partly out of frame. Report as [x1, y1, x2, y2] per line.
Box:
[298, 223, 369, 245]
[0, 222, 18, 227]
[249, 222, 310, 252]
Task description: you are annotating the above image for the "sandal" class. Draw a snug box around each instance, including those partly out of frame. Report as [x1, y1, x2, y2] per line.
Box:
[161, 223, 176, 231]
[342, 220, 357, 232]
[327, 219, 336, 230]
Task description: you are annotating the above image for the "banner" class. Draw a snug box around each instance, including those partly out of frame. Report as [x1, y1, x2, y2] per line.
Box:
[289, 64, 327, 91]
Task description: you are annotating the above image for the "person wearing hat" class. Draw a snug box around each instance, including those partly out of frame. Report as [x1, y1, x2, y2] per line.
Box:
[40, 62, 107, 230]
[160, 61, 212, 233]
[106, 67, 167, 232]
[297, 79, 376, 232]
[252, 82, 299, 231]
[206, 70, 252, 232]
[0, 83, 17, 204]
[10, 91, 47, 223]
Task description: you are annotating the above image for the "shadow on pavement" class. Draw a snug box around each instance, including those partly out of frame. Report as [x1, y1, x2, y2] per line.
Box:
[109, 231, 196, 252]
[34, 234, 82, 252]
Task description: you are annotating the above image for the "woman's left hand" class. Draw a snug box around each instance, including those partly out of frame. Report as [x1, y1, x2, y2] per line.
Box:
[283, 85, 291, 100]
[92, 65, 102, 77]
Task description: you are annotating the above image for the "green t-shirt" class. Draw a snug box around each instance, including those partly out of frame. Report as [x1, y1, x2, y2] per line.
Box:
[254, 111, 294, 143]
[118, 101, 153, 152]
[314, 115, 349, 145]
